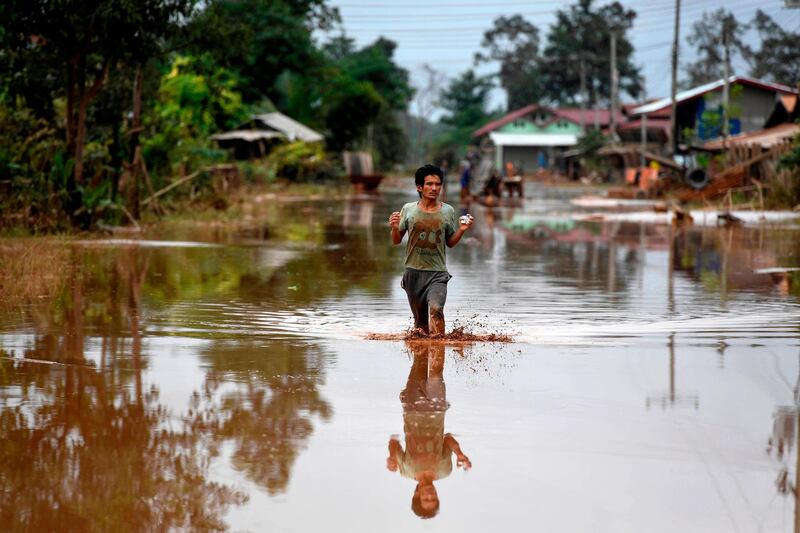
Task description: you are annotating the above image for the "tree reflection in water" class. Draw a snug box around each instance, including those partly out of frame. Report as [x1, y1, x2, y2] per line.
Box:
[0, 247, 246, 531]
[1, 237, 343, 528]
[0, 200, 406, 528]
[386, 342, 471, 519]
[195, 339, 332, 495]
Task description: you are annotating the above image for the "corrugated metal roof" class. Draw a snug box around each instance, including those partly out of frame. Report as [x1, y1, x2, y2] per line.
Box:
[473, 105, 620, 138]
[210, 130, 284, 142]
[631, 76, 799, 116]
[551, 108, 623, 127]
[617, 117, 671, 132]
[703, 123, 799, 150]
[253, 112, 324, 143]
[472, 104, 539, 138]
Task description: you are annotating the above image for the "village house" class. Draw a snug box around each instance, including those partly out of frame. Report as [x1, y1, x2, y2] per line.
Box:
[472, 105, 623, 174]
[476, 77, 798, 174]
[625, 76, 799, 149]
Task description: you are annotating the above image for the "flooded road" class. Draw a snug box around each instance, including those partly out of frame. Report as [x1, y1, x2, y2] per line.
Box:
[2, 183, 800, 532]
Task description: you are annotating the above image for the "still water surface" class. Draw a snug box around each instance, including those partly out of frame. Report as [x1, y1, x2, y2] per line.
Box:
[2, 183, 800, 532]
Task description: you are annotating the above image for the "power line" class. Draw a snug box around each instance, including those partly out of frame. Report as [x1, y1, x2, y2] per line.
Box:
[390, 39, 673, 51]
[328, 0, 790, 91]
[333, 0, 767, 22]
[333, 7, 772, 36]
[334, 0, 576, 8]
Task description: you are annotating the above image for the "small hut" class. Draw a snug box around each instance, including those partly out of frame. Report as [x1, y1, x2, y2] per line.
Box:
[211, 112, 324, 159]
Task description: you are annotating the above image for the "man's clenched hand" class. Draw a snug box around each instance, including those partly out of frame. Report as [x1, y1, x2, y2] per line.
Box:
[389, 211, 401, 230]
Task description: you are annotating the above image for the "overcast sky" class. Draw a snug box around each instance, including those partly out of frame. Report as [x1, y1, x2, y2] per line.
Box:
[317, 0, 800, 115]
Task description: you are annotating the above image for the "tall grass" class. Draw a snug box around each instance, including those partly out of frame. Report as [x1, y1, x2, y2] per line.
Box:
[0, 238, 70, 309]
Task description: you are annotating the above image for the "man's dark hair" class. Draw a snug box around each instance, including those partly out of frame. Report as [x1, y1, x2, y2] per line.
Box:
[414, 164, 443, 188]
[411, 484, 440, 519]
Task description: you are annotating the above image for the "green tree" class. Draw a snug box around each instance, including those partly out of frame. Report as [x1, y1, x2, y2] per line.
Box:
[2, 0, 193, 220]
[321, 73, 384, 153]
[143, 54, 248, 177]
[434, 70, 495, 160]
[683, 9, 751, 88]
[183, 0, 340, 104]
[334, 37, 413, 169]
[440, 70, 494, 131]
[339, 38, 414, 112]
[475, 15, 543, 111]
[280, 36, 413, 169]
[749, 10, 800, 87]
[538, 0, 641, 106]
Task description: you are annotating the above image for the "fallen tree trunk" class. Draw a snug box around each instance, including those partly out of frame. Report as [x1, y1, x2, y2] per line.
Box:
[142, 168, 205, 206]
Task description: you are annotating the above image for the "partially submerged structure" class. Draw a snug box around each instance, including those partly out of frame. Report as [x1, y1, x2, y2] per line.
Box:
[342, 151, 383, 191]
[211, 112, 324, 159]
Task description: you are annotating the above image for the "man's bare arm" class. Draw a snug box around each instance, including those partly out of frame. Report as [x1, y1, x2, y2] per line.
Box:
[444, 433, 472, 470]
[387, 436, 403, 471]
[389, 211, 405, 245]
[446, 214, 473, 248]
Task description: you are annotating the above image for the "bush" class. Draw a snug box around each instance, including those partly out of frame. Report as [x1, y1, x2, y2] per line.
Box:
[142, 54, 247, 183]
[239, 160, 274, 184]
[772, 128, 800, 207]
[265, 142, 342, 182]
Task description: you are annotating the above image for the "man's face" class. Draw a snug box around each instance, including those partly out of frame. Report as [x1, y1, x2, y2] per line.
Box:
[419, 484, 439, 511]
[418, 175, 442, 200]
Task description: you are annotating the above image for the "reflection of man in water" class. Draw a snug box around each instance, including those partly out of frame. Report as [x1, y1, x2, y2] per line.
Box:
[389, 164, 473, 335]
[386, 343, 472, 519]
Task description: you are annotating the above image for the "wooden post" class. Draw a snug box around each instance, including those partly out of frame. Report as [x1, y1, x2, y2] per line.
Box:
[610, 29, 619, 142]
[722, 17, 731, 149]
[580, 56, 587, 132]
[670, 0, 682, 155]
[640, 114, 648, 167]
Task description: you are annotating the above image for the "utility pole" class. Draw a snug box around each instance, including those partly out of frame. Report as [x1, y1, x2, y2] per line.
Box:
[580, 56, 587, 131]
[721, 16, 731, 149]
[641, 113, 648, 166]
[640, 81, 647, 167]
[610, 29, 619, 142]
[669, 0, 681, 156]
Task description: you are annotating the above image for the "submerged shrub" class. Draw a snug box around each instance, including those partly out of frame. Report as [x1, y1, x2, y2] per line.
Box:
[773, 129, 800, 207]
[265, 141, 342, 182]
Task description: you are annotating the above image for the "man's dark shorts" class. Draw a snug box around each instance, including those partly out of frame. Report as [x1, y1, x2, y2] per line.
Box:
[401, 268, 452, 331]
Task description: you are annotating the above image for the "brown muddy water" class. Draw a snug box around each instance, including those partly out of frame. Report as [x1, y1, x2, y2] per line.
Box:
[2, 183, 800, 532]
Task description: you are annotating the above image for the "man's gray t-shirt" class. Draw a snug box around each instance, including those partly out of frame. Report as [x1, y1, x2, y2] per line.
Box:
[398, 202, 457, 271]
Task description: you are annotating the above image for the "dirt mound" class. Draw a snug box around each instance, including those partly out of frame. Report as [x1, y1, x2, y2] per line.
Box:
[365, 327, 512, 343]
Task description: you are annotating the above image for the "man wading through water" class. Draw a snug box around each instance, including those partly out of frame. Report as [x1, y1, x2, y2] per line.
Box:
[389, 164, 473, 336]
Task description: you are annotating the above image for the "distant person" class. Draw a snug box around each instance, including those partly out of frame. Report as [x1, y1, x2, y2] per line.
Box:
[459, 160, 471, 200]
[439, 159, 449, 202]
[388, 164, 473, 336]
[482, 169, 502, 199]
[386, 342, 471, 519]
[537, 151, 547, 169]
[465, 146, 481, 172]
[504, 161, 515, 178]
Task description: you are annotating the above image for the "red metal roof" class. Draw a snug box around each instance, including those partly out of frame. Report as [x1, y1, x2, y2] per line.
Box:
[472, 105, 624, 138]
[551, 108, 624, 127]
[472, 104, 539, 138]
[618, 117, 671, 131]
